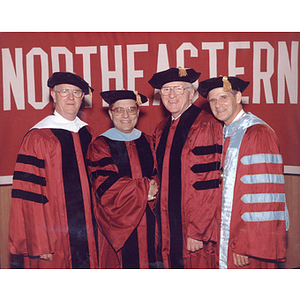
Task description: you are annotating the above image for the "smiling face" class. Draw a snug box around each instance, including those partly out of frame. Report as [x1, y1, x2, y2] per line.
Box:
[51, 84, 84, 121]
[160, 81, 195, 119]
[108, 99, 139, 133]
[207, 87, 242, 125]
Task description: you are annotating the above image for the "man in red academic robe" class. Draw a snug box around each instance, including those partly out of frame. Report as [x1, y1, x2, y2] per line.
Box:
[9, 72, 98, 268]
[198, 76, 289, 268]
[87, 90, 158, 268]
[148, 67, 223, 268]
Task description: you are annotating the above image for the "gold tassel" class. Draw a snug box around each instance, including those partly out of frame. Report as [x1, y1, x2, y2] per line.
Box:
[134, 90, 142, 105]
[222, 76, 232, 92]
[178, 66, 188, 77]
[89, 87, 92, 99]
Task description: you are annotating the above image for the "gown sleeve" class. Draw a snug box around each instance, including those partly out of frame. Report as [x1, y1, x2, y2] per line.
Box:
[185, 113, 223, 243]
[9, 129, 57, 257]
[230, 124, 288, 260]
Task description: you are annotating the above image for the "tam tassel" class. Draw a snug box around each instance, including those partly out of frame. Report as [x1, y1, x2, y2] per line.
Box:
[178, 66, 188, 77]
[134, 90, 142, 105]
[222, 76, 232, 92]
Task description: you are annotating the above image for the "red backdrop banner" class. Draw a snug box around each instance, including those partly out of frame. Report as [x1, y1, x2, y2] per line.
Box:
[1, 32, 299, 182]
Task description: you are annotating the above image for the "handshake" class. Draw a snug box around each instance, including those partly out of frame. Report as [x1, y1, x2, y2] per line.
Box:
[147, 179, 158, 201]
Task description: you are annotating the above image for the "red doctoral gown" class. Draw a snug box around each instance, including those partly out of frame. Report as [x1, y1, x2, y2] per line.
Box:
[9, 113, 98, 268]
[218, 112, 288, 269]
[153, 104, 223, 268]
[87, 129, 157, 268]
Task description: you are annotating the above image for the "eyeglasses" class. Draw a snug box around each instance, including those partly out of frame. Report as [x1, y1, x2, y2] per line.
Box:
[111, 106, 138, 116]
[160, 85, 190, 96]
[56, 89, 83, 98]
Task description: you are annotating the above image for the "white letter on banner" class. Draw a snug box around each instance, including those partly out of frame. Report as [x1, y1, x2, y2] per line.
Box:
[127, 44, 148, 105]
[2, 48, 25, 110]
[51, 47, 73, 73]
[26, 48, 49, 110]
[100, 45, 123, 107]
[202, 42, 224, 77]
[177, 42, 199, 102]
[176, 42, 198, 67]
[277, 41, 298, 104]
[153, 44, 170, 106]
[253, 42, 274, 104]
[75, 46, 97, 108]
[157, 44, 170, 72]
[229, 42, 250, 104]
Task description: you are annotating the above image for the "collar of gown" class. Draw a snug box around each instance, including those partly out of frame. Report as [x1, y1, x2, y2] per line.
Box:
[171, 103, 192, 121]
[223, 109, 245, 129]
[101, 128, 142, 141]
[31, 110, 88, 133]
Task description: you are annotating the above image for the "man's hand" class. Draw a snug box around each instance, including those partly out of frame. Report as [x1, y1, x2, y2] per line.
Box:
[187, 237, 203, 252]
[148, 179, 158, 201]
[233, 252, 249, 267]
[40, 254, 53, 262]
